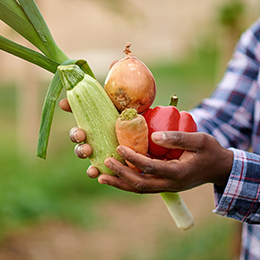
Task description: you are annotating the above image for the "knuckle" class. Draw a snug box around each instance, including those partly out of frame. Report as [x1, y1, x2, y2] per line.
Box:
[196, 132, 213, 149]
[142, 162, 156, 175]
[134, 180, 148, 192]
[110, 163, 124, 177]
[169, 132, 184, 148]
[114, 167, 123, 176]
[124, 153, 135, 163]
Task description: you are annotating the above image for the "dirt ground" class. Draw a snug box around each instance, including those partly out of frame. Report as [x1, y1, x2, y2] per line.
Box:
[0, 184, 242, 260]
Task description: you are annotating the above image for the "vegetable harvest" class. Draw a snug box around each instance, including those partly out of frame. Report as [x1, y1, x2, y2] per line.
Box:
[0, 0, 194, 230]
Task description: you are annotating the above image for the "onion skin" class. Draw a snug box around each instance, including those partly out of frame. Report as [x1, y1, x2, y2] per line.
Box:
[104, 44, 156, 114]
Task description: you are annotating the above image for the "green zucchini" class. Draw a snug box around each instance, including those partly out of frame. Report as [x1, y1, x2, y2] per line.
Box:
[58, 64, 125, 175]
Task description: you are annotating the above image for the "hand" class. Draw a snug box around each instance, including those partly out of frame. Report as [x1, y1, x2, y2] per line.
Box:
[59, 99, 233, 193]
[59, 98, 100, 178]
[98, 131, 233, 193]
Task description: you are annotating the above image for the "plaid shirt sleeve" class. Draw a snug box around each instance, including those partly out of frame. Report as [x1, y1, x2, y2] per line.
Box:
[190, 18, 260, 223]
[213, 148, 260, 224]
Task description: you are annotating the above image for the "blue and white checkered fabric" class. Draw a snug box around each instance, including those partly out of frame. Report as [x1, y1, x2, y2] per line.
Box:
[191, 18, 260, 260]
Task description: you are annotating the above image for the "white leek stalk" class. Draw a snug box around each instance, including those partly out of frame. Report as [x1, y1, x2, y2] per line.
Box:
[161, 192, 194, 230]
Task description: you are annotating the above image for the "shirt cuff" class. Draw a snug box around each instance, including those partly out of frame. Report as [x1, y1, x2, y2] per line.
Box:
[213, 148, 260, 224]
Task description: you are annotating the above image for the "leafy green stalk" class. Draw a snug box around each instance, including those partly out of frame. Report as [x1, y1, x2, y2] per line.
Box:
[18, 0, 68, 62]
[0, 0, 51, 56]
[0, 35, 59, 73]
[37, 71, 63, 159]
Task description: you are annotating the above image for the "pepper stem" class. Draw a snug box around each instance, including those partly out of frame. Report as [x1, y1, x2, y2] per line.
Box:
[169, 94, 178, 107]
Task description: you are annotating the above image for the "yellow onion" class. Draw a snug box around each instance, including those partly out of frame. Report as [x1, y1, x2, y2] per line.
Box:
[104, 43, 156, 113]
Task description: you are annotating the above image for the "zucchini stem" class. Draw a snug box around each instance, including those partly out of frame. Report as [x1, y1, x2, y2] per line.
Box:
[58, 64, 85, 91]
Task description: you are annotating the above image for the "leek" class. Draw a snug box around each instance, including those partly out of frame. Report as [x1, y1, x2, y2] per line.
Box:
[161, 193, 194, 230]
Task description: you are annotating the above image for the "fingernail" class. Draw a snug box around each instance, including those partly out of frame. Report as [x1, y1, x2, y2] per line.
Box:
[86, 168, 94, 178]
[70, 127, 79, 142]
[104, 158, 112, 169]
[152, 132, 166, 142]
[75, 144, 86, 158]
[116, 146, 125, 156]
[99, 179, 109, 185]
[70, 127, 86, 143]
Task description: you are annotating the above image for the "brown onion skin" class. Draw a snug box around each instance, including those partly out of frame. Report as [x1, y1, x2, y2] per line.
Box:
[104, 45, 156, 114]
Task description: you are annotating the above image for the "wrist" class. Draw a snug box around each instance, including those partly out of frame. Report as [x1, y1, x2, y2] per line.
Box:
[213, 148, 234, 187]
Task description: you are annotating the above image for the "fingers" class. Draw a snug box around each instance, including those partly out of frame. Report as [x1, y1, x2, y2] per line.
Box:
[103, 157, 172, 193]
[69, 127, 90, 158]
[116, 145, 172, 177]
[69, 127, 86, 143]
[98, 174, 141, 193]
[59, 98, 72, 112]
[87, 165, 100, 178]
[74, 143, 92, 158]
[152, 131, 208, 151]
[60, 98, 101, 178]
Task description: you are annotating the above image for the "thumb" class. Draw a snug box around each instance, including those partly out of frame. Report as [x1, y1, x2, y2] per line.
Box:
[151, 131, 199, 151]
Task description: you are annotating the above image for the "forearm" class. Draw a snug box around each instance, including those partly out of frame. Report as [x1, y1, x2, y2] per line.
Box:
[213, 148, 260, 224]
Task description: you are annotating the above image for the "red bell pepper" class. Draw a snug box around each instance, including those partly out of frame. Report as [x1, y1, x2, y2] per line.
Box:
[142, 96, 197, 160]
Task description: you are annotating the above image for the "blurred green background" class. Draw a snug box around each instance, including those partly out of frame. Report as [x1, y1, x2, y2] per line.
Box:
[0, 0, 259, 259]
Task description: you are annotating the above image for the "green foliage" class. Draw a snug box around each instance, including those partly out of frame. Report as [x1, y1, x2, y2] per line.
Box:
[218, 0, 245, 27]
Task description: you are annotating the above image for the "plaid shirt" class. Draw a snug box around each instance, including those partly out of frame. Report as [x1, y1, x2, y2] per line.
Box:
[190, 18, 260, 259]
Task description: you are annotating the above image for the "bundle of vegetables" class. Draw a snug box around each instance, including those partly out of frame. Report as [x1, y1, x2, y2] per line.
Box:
[0, 0, 194, 230]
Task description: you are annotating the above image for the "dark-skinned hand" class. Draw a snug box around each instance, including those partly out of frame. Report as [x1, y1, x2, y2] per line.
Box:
[59, 98, 233, 194]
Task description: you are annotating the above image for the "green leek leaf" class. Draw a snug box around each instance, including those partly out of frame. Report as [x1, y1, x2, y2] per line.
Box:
[75, 59, 96, 79]
[0, 35, 59, 73]
[18, 0, 68, 62]
[37, 71, 63, 159]
[0, 0, 50, 56]
[1, 0, 29, 22]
